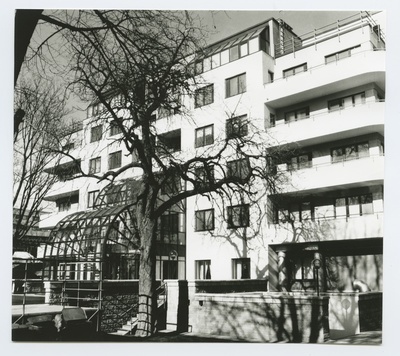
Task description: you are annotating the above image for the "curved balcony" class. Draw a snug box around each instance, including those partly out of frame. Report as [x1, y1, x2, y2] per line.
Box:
[265, 49, 385, 109]
[268, 100, 384, 147]
[279, 154, 384, 194]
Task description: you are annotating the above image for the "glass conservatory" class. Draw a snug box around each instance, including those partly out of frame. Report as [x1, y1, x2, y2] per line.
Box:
[43, 179, 186, 281]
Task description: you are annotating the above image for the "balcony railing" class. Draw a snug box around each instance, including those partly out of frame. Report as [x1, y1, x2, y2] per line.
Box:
[275, 11, 385, 58]
[269, 98, 384, 128]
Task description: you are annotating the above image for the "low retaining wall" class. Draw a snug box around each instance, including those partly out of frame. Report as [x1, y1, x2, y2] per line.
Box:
[187, 290, 329, 343]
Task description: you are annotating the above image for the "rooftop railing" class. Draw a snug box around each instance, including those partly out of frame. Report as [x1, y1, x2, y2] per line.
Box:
[275, 11, 385, 58]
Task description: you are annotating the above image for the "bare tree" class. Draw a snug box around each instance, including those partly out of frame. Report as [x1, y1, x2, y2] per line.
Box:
[24, 10, 291, 336]
[13, 76, 69, 250]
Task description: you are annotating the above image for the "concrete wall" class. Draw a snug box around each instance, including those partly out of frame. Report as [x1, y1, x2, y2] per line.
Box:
[187, 291, 329, 343]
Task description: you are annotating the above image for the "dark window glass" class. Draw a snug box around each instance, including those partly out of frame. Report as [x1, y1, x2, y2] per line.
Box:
[227, 205, 250, 228]
[195, 209, 214, 231]
[89, 157, 101, 174]
[108, 151, 122, 169]
[196, 260, 211, 279]
[227, 159, 250, 180]
[90, 125, 103, 142]
[226, 73, 246, 98]
[283, 63, 307, 78]
[232, 258, 250, 279]
[88, 190, 99, 208]
[110, 121, 122, 136]
[195, 85, 214, 108]
[226, 115, 248, 139]
[195, 125, 214, 148]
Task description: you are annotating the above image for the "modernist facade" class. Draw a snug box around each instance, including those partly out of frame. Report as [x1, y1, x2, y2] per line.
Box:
[39, 11, 385, 295]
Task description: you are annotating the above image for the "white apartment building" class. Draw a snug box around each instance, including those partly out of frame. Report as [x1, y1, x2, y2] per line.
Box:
[39, 11, 384, 295]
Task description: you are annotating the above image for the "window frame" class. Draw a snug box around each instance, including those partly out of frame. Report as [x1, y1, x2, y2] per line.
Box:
[109, 120, 122, 136]
[226, 115, 248, 139]
[90, 125, 103, 143]
[195, 124, 214, 148]
[227, 158, 250, 180]
[195, 260, 211, 280]
[89, 157, 101, 174]
[331, 142, 369, 163]
[284, 107, 310, 123]
[325, 45, 361, 64]
[232, 258, 251, 279]
[328, 92, 366, 111]
[283, 63, 307, 78]
[194, 84, 214, 108]
[225, 73, 247, 98]
[108, 151, 122, 170]
[87, 190, 99, 209]
[227, 204, 250, 228]
[195, 209, 215, 232]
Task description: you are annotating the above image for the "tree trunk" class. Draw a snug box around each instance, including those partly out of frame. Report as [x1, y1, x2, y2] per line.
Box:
[135, 200, 157, 337]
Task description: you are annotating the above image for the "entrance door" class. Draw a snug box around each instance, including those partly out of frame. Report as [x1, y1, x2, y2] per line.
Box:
[163, 260, 178, 279]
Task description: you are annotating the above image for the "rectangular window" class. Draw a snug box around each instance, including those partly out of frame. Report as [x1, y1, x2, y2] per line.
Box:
[196, 260, 211, 280]
[227, 158, 250, 180]
[325, 45, 360, 64]
[89, 157, 101, 174]
[195, 209, 215, 231]
[195, 60, 203, 75]
[160, 213, 179, 243]
[268, 71, 274, 83]
[240, 42, 249, 57]
[87, 190, 99, 208]
[161, 174, 181, 196]
[232, 258, 250, 279]
[335, 194, 374, 217]
[56, 195, 79, 212]
[287, 153, 312, 170]
[328, 92, 365, 111]
[90, 125, 103, 142]
[195, 125, 214, 148]
[331, 142, 369, 163]
[108, 151, 122, 169]
[227, 204, 250, 228]
[158, 129, 181, 154]
[195, 85, 214, 108]
[229, 45, 239, 61]
[62, 142, 75, 151]
[110, 121, 122, 136]
[284, 107, 309, 123]
[226, 115, 248, 139]
[195, 165, 214, 185]
[283, 63, 307, 78]
[226, 73, 246, 98]
[211, 53, 220, 68]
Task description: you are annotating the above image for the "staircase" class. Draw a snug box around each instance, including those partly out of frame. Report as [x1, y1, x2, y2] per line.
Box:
[109, 283, 167, 336]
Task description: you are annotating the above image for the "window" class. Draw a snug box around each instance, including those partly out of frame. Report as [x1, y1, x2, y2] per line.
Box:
[325, 46, 360, 64]
[283, 63, 307, 78]
[232, 258, 250, 279]
[284, 107, 309, 123]
[196, 260, 211, 280]
[195, 165, 214, 185]
[157, 129, 181, 154]
[87, 190, 99, 208]
[335, 194, 374, 218]
[110, 121, 122, 136]
[195, 60, 203, 75]
[195, 85, 214, 108]
[227, 204, 250, 228]
[160, 213, 179, 243]
[287, 153, 312, 170]
[331, 142, 369, 163]
[268, 71, 274, 83]
[195, 125, 214, 148]
[195, 209, 214, 231]
[269, 113, 276, 127]
[90, 125, 103, 143]
[89, 157, 101, 174]
[328, 92, 365, 111]
[226, 115, 248, 139]
[227, 159, 250, 180]
[226, 73, 246, 98]
[229, 45, 239, 61]
[108, 151, 122, 169]
[56, 195, 79, 212]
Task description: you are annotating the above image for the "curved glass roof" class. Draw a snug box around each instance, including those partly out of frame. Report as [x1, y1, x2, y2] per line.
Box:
[44, 179, 141, 264]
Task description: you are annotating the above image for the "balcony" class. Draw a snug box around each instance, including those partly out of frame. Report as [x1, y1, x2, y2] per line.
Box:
[268, 100, 384, 147]
[264, 49, 385, 109]
[279, 154, 383, 194]
[269, 212, 383, 245]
